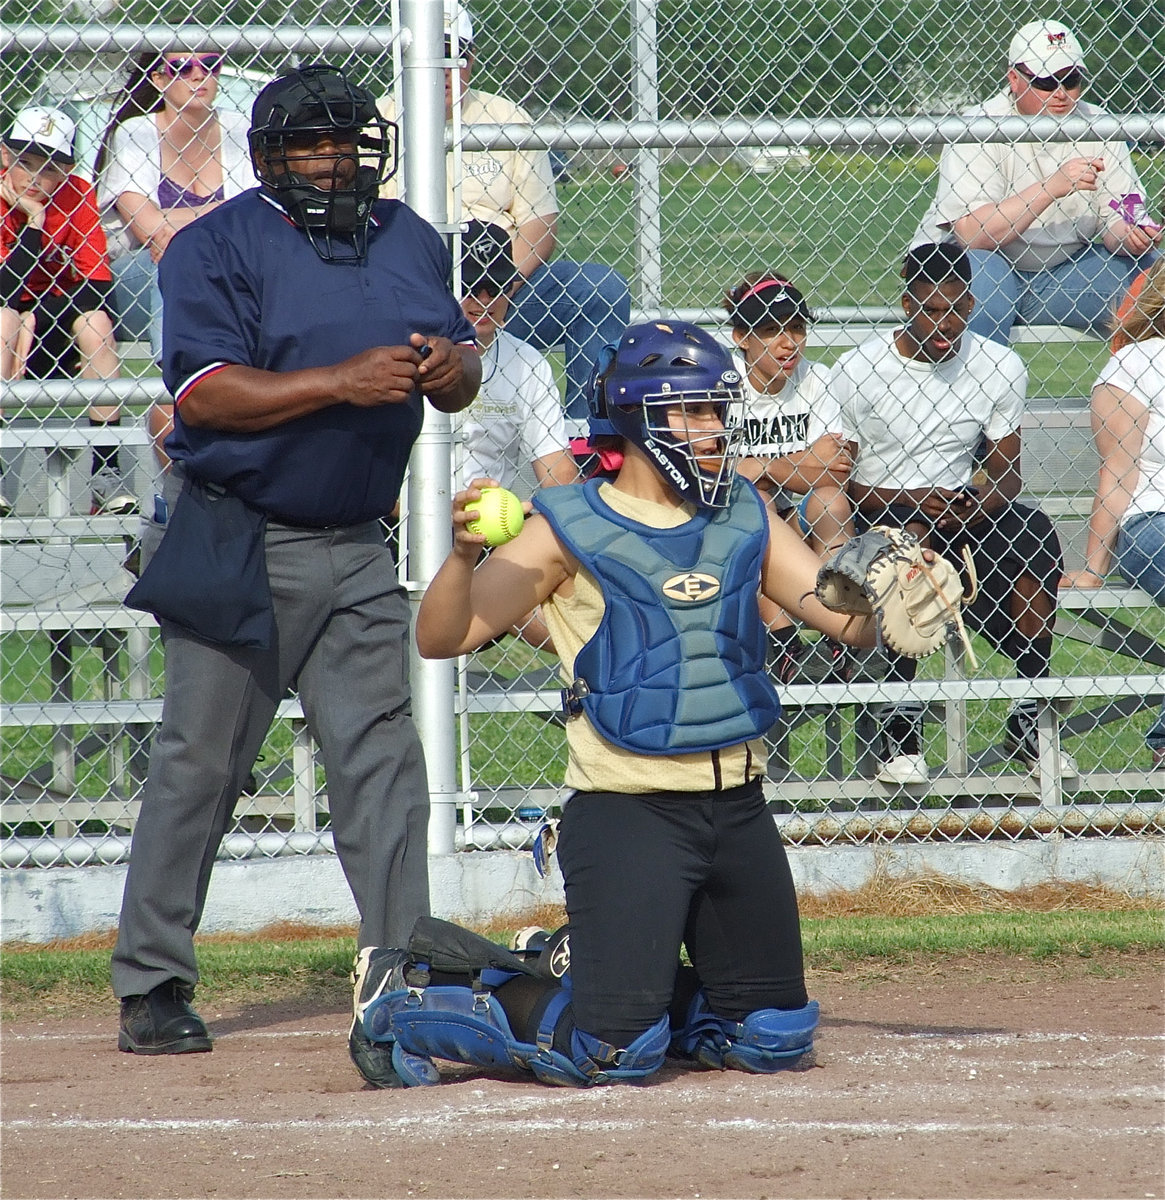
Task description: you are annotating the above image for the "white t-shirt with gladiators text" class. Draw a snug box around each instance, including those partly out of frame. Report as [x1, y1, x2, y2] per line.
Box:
[735, 353, 841, 457]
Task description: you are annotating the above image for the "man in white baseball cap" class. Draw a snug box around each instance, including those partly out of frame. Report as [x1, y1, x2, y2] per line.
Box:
[913, 18, 1159, 345]
[378, 2, 631, 435]
[1008, 19, 1086, 78]
[444, 5, 474, 54]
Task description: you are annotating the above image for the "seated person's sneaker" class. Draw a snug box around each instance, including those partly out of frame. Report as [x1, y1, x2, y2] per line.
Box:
[348, 946, 418, 1088]
[118, 979, 212, 1054]
[875, 707, 929, 785]
[768, 631, 848, 685]
[89, 465, 138, 516]
[1005, 703, 1079, 780]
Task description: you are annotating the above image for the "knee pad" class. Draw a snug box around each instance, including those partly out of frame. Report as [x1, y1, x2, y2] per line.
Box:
[363, 982, 668, 1088]
[672, 991, 818, 1073]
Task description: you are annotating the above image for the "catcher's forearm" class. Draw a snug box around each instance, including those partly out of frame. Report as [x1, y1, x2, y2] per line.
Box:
[835, 611, 878, 650]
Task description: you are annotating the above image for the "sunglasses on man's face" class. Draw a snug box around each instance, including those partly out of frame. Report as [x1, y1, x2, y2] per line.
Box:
[1015, 64, 1084, 92]
[161, 54, 224, 79]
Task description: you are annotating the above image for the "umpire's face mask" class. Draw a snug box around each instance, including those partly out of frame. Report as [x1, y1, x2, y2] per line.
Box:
[257, 129, 388, 263]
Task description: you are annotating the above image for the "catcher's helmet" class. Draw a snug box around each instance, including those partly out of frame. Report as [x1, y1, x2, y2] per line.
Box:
[588, 321, 745, 508]
[249, 64, 397, 262]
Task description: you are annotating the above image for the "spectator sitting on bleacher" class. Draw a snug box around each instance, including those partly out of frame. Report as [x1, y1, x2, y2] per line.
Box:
[723, 270, 855, 682]
[912, 18, 1159, 346]
[95, 46, 256, 359]
[1111, 266, 1151, 354]
[377, 5, 630, 429]
[456, 219, 577, 490]
[833, 242, 1073, 786]
[1, 106, 134, 517]
[1062, 258, 1165, 770]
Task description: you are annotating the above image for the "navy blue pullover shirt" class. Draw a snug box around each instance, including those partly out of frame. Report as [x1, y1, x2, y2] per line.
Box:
[160, 189, 475, 527]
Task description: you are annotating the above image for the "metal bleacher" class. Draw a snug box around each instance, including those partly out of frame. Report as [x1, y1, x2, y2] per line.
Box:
[3, 316, 1163, 851]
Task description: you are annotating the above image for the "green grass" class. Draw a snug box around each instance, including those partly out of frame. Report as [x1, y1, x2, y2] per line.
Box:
[558, 149, 1164, 400]
[802, 909, 1164, 962]
[2, 908, 1160, 1019]
[1, 935, 357, 1019]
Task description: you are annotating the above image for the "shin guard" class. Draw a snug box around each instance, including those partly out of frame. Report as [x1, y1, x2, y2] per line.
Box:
[672, 991, 818, 1073]
[363, 982, 669, 1088]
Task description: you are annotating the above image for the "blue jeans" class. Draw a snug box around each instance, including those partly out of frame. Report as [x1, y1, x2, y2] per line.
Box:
[967, 246, 1157, 345]
[505, 259, 631, 420]
[1117, 513, 1165, 750]
[110, 246, 162, 358]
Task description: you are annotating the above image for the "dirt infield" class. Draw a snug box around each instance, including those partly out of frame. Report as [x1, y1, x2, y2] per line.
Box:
[3, 955, 1162, 1200]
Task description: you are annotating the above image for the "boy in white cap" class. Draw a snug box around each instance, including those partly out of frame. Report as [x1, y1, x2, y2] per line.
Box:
[913, 19, 1160, 345]
[1, 105, 133, 515]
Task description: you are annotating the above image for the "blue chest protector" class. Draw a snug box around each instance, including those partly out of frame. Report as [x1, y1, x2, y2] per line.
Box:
[532, 478, 781, 755]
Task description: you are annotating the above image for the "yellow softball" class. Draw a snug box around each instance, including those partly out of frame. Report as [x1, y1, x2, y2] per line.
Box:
[464, 486, 525, 546]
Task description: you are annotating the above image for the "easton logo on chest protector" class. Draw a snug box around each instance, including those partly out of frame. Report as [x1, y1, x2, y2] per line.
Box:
[662, 572, 721, 602]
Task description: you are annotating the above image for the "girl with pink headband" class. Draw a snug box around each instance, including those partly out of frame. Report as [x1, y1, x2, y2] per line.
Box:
[723, 270, 856, 684]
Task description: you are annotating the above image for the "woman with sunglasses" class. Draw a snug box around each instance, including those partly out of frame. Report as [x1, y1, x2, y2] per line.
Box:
[95, 48, 256, 359]
[911, 18, 1159, 346]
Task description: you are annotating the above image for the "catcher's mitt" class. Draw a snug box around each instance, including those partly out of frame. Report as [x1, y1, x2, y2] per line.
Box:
[813, 526, 978, 666]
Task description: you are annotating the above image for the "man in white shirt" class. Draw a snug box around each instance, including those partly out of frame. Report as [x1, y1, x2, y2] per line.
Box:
[912, 19, 1159, 344]
[833, 242, 1073, 786]
[380, 8, 630, 429]
[457, 219, 576, 491]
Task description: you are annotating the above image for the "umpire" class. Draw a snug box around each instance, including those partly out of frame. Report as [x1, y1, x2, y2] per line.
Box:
[112, 64, 480, 1085]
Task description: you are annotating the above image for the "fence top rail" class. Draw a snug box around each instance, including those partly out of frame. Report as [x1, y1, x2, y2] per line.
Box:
[3, 23, 402, 55]
[3, 26, 1161, 152]
[457, 114, 1165, 153]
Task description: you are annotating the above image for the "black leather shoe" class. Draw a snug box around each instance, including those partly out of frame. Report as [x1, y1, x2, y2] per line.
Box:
[118, 979, 212, 1055]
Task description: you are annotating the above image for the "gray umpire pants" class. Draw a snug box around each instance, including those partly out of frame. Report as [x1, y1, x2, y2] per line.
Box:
[111, 512, 431, 999]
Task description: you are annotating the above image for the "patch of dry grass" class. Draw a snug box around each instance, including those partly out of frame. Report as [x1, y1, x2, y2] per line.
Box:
[797, 873, 1163, 921]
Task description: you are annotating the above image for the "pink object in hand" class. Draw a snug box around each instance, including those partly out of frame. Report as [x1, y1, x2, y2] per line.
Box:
[1109, 192, 1163, 234]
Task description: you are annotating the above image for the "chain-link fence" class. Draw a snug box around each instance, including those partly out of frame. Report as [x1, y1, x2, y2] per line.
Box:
[2, 1, 1163, 868]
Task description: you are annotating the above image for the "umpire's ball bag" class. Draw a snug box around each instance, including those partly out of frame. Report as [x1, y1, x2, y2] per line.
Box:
[126, 471, 275, 649]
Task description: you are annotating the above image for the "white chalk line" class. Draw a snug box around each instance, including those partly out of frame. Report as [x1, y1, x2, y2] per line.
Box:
[4, 1113, 1161, 1140]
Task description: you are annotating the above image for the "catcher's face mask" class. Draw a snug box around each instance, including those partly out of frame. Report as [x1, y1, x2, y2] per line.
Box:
[250, 65, 398, 263]
[588, 321, 745, 509]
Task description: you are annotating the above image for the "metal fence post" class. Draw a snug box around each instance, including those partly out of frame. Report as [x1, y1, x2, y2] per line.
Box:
[630, 0, 663, 316]
[400, 0, 459, 855]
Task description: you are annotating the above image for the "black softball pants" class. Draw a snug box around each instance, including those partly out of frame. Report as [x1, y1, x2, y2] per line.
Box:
[555, 779, 808, 1048]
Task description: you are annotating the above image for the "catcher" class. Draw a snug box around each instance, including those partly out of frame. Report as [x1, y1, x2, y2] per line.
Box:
[344, 320, 956, 1090]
